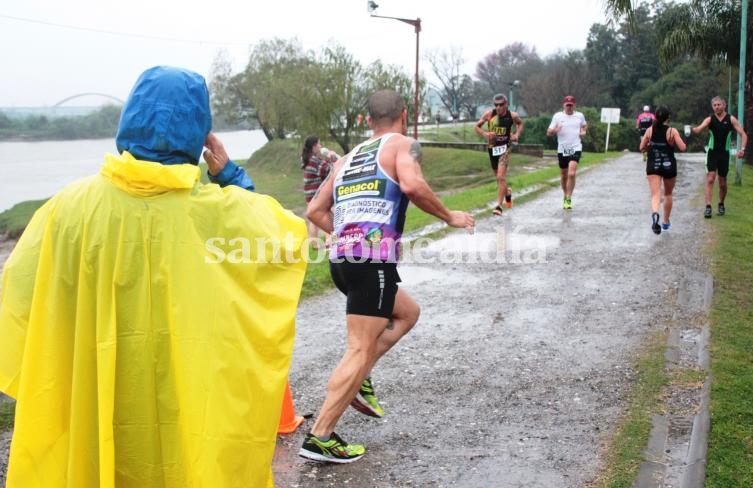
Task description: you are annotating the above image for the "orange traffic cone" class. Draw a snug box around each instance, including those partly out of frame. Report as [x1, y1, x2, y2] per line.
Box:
[277, 381, 304, 434]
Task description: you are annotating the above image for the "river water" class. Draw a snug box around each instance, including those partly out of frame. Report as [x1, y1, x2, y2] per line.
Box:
[0, 130, 268, 213]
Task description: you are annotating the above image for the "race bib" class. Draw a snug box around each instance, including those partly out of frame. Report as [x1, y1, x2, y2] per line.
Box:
[492, 144, 508, 157]
[562, 147, 576, 157]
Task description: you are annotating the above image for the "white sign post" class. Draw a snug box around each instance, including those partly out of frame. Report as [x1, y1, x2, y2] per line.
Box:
[600, 108, 621, 152]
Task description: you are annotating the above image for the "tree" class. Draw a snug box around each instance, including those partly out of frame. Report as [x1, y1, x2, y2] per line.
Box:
[585, 4, 662, 114]
[299, 45, 411, 153]
[632, 59, 726, 125]
[601, 0, 637, 22]
[585, 23, 621, 109]
[209, 39, 312, 141]
[425, 46, 469, 120]
[294, 44, 366, 152]
[655, 0, 752, 157]
[521, 51, 595, 115]
[611, 4, 662, 113]
[457, 78, 487, 121]
[475, 42, 541, 93]
[475, 43, 544, 115]
[210, 39, 413, 154]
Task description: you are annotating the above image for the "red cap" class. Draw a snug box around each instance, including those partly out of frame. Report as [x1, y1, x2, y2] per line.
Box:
[563, 95, 576, 104]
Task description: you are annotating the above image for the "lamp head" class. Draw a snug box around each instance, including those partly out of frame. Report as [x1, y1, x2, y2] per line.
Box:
[367, 1, 379, 13]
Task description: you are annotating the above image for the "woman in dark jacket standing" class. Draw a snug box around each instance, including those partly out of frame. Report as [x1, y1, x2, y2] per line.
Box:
[301, 135, 339, 246]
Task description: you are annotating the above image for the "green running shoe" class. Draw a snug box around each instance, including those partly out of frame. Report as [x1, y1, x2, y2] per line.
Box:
[350, 377, 385, 418]
[299, 432, 365, 463]
[563, 197, 572, 210]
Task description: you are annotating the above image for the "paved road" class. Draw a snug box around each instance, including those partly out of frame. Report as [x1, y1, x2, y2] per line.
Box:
[273, 151, 712, 487]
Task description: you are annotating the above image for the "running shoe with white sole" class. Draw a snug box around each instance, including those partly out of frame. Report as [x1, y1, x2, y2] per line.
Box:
[299, 432, 365, 463]
[718, 202, 725, 216]
[350, 377, 384, 418]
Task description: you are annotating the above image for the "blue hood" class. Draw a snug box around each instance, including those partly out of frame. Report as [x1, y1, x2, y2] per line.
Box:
[116, 66, 212, 165]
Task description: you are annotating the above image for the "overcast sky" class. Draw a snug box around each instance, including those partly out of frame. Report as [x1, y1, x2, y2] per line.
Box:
[0, 0, 612, 107]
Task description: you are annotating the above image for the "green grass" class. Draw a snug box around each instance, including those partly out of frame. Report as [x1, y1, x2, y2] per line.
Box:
[0, 199, 48, 239]
[0, 401, 15, 430]
[418, 121, 481, 143]
[704, 165, 753, 487]
[588, 331, 669, 488]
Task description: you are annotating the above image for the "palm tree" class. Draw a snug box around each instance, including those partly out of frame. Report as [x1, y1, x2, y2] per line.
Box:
[654, 0, 751, 159]
[601, 0, 636, 22]
[602, 0, 750, 159]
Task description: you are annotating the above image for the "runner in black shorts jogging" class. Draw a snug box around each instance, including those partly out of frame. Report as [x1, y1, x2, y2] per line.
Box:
[474, 93, 524, 215]
[301, 89, 474, 464]
[640, 106, 687, 234]
[546, 95, 588, 210]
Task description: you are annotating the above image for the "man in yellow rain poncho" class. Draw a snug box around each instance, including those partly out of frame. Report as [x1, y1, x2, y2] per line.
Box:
[0, 66, 307, 487]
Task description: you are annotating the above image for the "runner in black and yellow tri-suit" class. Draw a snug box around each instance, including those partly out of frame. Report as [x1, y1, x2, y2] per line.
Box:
[474, 93, 524, 215]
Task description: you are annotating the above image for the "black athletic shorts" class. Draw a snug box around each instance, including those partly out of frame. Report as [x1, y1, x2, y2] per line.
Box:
[706, 151, 730, 177]
[487, 148, 510, 172]
[646, 159, 677, 179]
[329, 259, 401, 318]
[557, 151, 582, 169]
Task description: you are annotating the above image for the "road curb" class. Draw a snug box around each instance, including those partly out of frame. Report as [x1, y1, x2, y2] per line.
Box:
[679, 274, 714, 488]
[634, 275, 712, 488]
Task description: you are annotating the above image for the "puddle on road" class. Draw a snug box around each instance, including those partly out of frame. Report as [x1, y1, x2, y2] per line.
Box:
[417, 231, 560, 254]
[398, 265, 479, 286]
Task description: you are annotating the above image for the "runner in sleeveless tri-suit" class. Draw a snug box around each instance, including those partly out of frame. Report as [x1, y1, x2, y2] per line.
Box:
[689, 96, 747, 218]
[474, 93, 524, 215]
[300, 89, 474, 464]
[640, 106, 687, 234]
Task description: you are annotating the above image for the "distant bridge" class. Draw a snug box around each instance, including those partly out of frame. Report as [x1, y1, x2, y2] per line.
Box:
[53, 93, 125, 107]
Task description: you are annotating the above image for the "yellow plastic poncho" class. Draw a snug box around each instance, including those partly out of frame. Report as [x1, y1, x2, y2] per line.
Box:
[0, 152, 307, 487]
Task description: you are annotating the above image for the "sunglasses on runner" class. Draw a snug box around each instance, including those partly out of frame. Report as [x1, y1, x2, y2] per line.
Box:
[494, 102, 507, 107]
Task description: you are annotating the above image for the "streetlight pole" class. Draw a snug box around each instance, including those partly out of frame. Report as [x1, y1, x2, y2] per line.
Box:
[734, 0, 748, 185]
[508, 80, 520, 112]
[367, 2, 421, 140]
